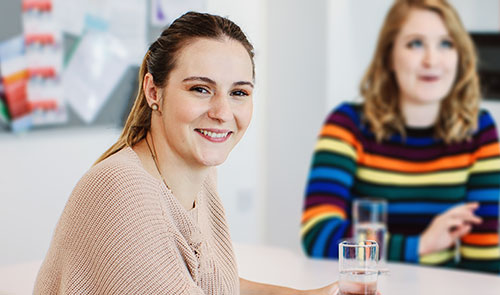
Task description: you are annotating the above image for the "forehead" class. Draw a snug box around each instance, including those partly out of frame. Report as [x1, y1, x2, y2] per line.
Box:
[398, 8, 450, 37]
[172, 37, 254, 82]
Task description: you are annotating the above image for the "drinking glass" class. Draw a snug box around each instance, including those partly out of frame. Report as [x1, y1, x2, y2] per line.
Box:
[352, 198, 387, 263]
[338, 240, 379, 295]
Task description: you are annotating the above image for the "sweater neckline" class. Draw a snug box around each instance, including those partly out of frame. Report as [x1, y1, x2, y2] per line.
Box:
[404, 125, 435, 137]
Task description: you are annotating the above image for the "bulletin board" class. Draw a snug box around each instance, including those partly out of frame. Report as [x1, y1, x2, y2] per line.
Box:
[0, 0, 205, 134]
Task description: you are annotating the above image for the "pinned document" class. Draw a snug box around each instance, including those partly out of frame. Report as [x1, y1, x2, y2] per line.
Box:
[22, 0, 67, 126]
[64, 16, 129, 124]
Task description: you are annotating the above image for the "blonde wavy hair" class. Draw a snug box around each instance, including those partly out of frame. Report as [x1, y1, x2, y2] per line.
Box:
[94, 12, 255, 164]
[360, 0, 480, 143]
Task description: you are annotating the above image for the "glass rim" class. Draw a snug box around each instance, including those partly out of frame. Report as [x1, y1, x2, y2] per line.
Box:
[339, 240, 378, 248]
[353, 198, 387, 205]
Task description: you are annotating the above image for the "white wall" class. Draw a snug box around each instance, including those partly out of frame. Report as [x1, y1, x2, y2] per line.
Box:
[264, 0, 328, 252]
[327, 0, 393, 109]
[0, 127, 121, 265]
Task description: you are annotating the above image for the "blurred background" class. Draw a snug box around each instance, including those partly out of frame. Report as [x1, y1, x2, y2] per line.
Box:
[1, 0, 499, 266]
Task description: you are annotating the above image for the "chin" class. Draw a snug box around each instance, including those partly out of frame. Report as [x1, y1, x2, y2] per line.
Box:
[197, 155, 229, 167]
[414, 91, 449, 103]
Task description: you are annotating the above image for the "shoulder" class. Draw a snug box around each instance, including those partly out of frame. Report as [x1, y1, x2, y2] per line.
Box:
[477, 109, 498, 131]
[324, 102, 362, 126]
[67, 147, 160, 218]
[84, 147, 155, 190]
[319, 102, 364, 138]
[472, 109, 499, 144]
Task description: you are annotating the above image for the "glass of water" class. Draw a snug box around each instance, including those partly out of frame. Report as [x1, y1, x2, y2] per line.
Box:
[338, 240, 379, 295]
[352, 198, 387, 263]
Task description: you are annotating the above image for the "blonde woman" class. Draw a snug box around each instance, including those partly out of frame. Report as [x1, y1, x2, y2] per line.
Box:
[35, 12, 339, 294]
[302, 0, 500, 273]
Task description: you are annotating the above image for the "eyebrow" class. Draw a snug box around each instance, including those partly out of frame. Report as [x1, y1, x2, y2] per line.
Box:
[233, 81, 254, 88]
[182, 76, 254, 88]
[401, 33, 452, 40]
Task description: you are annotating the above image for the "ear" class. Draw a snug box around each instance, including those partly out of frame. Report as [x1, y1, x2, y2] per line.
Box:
[143, 73, 162, 108]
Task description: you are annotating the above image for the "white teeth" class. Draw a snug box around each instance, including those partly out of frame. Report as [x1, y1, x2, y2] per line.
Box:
[198, 129, 229, 138]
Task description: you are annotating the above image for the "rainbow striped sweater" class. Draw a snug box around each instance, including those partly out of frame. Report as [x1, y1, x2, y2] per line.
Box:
[301, 102, 500, 273]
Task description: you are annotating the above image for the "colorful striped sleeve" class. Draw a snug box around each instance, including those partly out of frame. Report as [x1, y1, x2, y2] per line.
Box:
[301, 104, 425, 262]
[460, 110, 500, 273]
[301, 104, 358, 258]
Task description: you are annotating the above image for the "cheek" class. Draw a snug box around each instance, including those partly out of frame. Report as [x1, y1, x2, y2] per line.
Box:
[446, 52, 459, 75]
[174, 102, 205, 123]
[235, 101, 253, 130]
[393, 51, 416, 78]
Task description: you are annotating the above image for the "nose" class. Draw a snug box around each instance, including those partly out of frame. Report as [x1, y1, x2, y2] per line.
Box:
[422, 46, 438, 68]
[207, 94, 233, 122]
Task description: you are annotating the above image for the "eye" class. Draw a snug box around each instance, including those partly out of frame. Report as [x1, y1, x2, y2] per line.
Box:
[440, 39, 454, 49]
[406, 39, 423, 49]
[231, 89, 249, 97]
[190, 86, 210, 94]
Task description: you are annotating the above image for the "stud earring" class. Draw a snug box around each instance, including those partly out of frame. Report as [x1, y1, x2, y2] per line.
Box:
[151, 103, 159, 111]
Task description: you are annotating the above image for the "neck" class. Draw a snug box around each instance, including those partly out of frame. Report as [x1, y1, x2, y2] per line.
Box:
[140, 131, 209, 211]
[400, 97, 440, 128]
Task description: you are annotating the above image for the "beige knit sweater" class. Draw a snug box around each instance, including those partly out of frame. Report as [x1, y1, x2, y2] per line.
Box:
[34, 147, 239, 294]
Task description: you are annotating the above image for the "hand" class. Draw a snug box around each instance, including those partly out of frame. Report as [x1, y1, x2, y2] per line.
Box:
[419, 202, 482, 255]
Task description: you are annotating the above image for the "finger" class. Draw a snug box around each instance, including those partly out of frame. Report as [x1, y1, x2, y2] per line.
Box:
[465, 214, 482, 224]
[451, 224, 472, 239]
[448, 207, 482, 224]
[447, 218, 465, 231]
[447, 202, 479, 216]
[466, 202, 480, 209]
[456, 211, 482, 225]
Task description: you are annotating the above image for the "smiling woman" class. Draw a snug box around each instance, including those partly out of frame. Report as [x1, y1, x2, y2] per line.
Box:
[33, 11, 338, 295]
[301, 0, 500, 274]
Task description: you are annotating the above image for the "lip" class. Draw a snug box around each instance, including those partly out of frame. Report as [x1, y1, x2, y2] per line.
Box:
[418, 75, 440, 82]
[194, 128, 233, 143]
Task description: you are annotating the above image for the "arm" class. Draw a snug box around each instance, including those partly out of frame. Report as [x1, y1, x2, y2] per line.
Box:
[301, 105, 359, 258]
[35, 164, 206, 294]
[414, 111, 500, 272]
[240, 278, 338, 295]
[301, 104, 472, 266]
[459, 111, 500, 273]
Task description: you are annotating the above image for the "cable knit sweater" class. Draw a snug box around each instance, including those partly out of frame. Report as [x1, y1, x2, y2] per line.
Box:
[34, 147, 239, 294]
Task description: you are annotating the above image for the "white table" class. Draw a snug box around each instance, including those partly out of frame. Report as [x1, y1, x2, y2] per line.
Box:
[235, 243, 500, 295]
[1, 244, 499, 294]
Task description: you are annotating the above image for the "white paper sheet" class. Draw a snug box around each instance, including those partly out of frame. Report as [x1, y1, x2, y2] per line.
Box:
[84, 0, 147, 65]
[64, 31, 129, 124]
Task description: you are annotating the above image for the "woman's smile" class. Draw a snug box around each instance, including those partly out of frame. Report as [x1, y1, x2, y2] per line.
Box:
[195, 128, 233, 142]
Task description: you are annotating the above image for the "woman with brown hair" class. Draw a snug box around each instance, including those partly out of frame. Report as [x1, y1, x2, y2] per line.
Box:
[34, 12, 338, 294]
[302, 0, 500, 273]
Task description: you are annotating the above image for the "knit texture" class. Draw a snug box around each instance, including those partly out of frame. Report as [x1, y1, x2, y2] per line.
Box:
[301, 102, 500, 273]
[34, 147, 239, 294]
